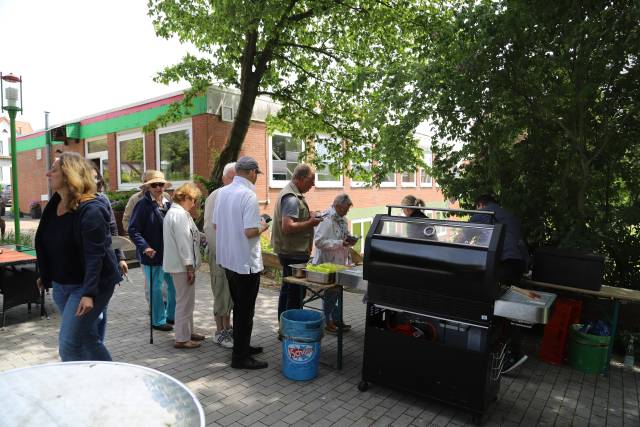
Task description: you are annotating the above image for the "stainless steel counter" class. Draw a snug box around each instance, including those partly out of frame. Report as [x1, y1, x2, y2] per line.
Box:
[494, 288, 557, 325]
[336, 265, 368, 291]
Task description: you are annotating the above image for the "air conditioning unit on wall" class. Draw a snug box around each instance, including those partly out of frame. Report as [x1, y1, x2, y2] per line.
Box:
[221, 105, 234, 122]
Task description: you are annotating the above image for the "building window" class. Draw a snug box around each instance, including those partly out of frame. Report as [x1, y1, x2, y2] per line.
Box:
[86, 136, 110, 186]
[315, 137, 343, 188]
[269, 133, 303, 188]
[87, 138, 108, 153]
[401, 171, 417, 187]
[156, 122, 192, 182]
[350, 218, 373, 254]
[380, 171, 396, 188]
[420, 151, 433, 187]
[117, 132, 144, 188]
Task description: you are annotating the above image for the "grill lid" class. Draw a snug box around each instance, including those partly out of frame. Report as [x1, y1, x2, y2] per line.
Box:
[364, 207, 505, 302]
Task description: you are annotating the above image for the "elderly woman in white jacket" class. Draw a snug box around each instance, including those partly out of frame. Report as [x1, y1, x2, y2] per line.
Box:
[163, 183, 204, 349]
[312, 193, 357, 333]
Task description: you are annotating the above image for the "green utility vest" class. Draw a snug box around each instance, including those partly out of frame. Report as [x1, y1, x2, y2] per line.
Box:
[271, 181, 313, 255]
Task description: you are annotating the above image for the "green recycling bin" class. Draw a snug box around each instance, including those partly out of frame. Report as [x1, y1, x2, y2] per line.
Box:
[568, 324, 610, 374]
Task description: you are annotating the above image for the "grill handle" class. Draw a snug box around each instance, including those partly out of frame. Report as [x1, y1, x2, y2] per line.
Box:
[386, 205, 496, 220]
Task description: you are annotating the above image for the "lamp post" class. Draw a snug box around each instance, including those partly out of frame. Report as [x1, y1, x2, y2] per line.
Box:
[1, 73, 23, 246]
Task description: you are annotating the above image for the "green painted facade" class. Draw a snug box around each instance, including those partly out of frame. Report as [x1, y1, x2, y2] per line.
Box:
[17, 95, 207, 153]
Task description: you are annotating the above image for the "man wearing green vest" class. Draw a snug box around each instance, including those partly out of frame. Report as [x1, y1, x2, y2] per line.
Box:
[271, 164, 323, 322]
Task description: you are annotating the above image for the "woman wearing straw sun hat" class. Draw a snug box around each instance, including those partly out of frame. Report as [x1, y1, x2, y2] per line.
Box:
[128, 170, 176, 336]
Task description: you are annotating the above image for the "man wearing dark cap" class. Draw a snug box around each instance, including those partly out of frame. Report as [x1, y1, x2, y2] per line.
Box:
[214, 156, 270, 369]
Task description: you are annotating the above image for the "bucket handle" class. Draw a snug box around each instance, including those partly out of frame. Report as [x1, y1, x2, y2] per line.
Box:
[281, 334, 323, 342]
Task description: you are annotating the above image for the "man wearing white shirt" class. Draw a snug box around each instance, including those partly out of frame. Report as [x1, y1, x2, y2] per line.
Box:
[203, 162, 236, 349]
[213, 156, 270, 370]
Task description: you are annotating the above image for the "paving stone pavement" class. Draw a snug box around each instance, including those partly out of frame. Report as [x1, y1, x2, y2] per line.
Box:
[1, 267, 639, 426]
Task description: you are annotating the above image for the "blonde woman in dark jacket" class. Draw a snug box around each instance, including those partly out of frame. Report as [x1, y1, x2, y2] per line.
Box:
[35, 153, 122, 361]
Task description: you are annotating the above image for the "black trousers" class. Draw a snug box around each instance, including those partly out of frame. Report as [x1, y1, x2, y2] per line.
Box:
[224, 269, 260, 361]
[277, 254, 309, 321]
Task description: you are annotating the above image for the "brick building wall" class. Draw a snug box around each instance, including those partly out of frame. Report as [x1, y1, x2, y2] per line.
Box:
[106, 133, 117, 192]
[17, 114, 447, 216]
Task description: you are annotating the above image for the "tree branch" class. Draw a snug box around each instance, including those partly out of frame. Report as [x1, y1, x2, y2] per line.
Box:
[278, 42, 349, 62]
[272, 53, 348, 89]
[261, 90, 343, 135]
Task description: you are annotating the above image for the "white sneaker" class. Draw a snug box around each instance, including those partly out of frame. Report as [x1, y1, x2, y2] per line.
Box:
[215, 330, 233, 348]
[222, 329, 233, 349]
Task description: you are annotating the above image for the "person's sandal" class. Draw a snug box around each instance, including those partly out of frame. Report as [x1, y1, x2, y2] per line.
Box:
[325, 324, 337, 334]
[174, 340, 201, 349]
[191, 333, 206, 341]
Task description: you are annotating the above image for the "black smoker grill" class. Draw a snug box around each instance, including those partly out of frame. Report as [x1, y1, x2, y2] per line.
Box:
[358, 206, 507, 424]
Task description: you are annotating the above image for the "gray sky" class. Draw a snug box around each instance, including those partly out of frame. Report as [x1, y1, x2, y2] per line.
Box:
[0, 0, 193, 131]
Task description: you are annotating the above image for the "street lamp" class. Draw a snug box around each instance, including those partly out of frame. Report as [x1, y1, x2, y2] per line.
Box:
[1, 73, 23, 246]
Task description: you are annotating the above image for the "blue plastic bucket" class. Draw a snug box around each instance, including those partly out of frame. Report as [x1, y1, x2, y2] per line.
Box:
[280, 309, 324, 381]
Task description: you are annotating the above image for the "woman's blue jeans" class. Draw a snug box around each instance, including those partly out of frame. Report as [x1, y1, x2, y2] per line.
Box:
[323, 288, 341, 323]
[52, 282, 114, 362]
[143, 265, 176, 326]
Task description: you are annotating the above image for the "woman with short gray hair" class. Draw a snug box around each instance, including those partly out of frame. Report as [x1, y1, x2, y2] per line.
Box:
[312, 193, 356, 333]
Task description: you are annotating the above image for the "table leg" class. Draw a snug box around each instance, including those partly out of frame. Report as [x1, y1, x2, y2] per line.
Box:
[337, 286, 343, 370]
[606, 300, 620, 373]
[40, 288, 49, 319]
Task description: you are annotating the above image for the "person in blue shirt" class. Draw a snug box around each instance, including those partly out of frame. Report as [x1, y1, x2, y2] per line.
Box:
[470, 193, 530, 374]
[92, 166, 129, 343]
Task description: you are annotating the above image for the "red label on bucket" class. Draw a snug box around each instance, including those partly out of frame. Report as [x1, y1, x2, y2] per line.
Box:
[287, 343, 314, 363]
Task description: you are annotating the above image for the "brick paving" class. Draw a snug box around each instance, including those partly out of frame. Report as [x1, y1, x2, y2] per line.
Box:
[1, 267, 639, 426]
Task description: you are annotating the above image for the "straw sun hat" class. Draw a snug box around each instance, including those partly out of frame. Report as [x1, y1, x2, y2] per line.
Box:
[141, 170, 172, 189]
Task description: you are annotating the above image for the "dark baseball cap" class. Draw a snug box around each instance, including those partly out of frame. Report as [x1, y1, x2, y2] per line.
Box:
[235, 156, 262, 174]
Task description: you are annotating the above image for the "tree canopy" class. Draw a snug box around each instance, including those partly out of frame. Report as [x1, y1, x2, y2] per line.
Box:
[418, 1, 640, 287]
[147, 0, 640, 286]
[147, 0, 428, 187]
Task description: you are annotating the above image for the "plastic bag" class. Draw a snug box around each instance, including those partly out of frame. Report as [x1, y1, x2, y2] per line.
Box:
[579, 320, 611, 337]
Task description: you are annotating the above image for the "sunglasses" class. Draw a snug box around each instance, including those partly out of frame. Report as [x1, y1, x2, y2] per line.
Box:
[150, 182, 165, 188]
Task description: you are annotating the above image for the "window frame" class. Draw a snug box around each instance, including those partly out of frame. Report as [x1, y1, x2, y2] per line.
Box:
[401, 170, 417, 187]
[85, 135, 109, 178]
[116, 130, 146, 190]
[314, 135, 343, 188]
[350, 217, 373, 254]
[155, 120, 193, 186]
[419, 150, 433, 188]
[379, 171, 397, 188]
[268, 132, 305, 189]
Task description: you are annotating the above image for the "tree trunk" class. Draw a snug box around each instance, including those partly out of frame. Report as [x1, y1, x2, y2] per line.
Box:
[208, 79, 260, 190]
[208, 28, 270, 191]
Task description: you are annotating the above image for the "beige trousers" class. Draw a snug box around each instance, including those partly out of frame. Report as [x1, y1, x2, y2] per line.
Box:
[208, 246, 234, 316]
[171, 272, 195, 342]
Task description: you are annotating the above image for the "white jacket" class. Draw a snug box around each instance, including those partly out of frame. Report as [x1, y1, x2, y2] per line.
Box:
[312, 207, 350, 266]
[163, 203, 201, 273]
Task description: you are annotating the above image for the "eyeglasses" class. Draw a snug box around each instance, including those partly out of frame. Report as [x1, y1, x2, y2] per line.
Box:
[150, 183, 165, 188]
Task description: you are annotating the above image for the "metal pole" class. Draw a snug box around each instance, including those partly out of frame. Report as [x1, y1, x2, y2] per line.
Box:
[8, 108, 20, 247]
[44, 111, 52, 197]
[149, 265, 154, 344]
